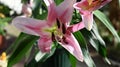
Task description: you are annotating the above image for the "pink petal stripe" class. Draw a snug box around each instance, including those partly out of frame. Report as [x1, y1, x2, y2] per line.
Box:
[44, 0, 57, 26]
[12, 17, 48, 36]
[56, 0, 76, 25]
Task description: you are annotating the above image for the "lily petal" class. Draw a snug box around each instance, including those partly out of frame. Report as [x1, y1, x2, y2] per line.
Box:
[87, 0, 93, 5]
[56, 0, 76, 25]
[67, 22, 85, 32]
[73, 0, 111, 30]
[81, 11, 93, 30]
[12, 17, 49, 36]
[73, 0, 111, 11]
[91, 0, 112, 11]
[38, 36, 52, 52]
[44, 0, 57, 26]
[58, 34, 83, 61]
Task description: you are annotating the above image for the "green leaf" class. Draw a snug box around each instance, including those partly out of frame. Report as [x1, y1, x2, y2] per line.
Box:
[73, 31, 96, 67]
[27, 48, 71, 67]
[35, 43, 56, 62]
[81, 28, 107, 57]
[0, 17, 11, 23]
[32, 0, 47, 20]
[0, 17, 11, 35]
[81, 23, 109, 64]
[92, 23, 107, 57]
[7, 33, 39, 67]
[94, 10, 120, 43]
[54, 48, 71, 67]
[25, 42, 56, 67]
[54, 0, 64, 5]
[69, 54, 77, 67]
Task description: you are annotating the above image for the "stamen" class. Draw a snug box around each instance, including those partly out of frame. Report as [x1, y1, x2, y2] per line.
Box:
[62, 36, 68, 44]
[62, 23, 66, 34]
[56, 36, 61, 42]
[51, 32, 55, 42]
[57, 19, 60, 28]
[87, 0, 101, 9]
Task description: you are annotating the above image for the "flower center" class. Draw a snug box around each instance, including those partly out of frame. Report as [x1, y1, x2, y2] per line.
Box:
[43, 22, 63, 40]
[43, 19, 67, 42]
[88, 0, 101, 7]
[44, 24, 57, 33]
[82, 0, 103, 10]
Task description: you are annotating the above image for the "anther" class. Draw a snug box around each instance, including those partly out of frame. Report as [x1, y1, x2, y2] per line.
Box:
[62, 36, 68, 44]
[62, 23, 66, 34]
[51, 32, 55, 42]
[57, 19, 60, 28]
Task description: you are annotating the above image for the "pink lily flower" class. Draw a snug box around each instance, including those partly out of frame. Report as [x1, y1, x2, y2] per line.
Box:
[12, 0, 84, 61]
[73, 0, 111, 30]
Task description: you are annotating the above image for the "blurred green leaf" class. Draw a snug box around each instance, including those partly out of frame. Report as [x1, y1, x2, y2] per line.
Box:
[81, 23, 110, 64]
[69, 54, 77, 67]
[7, 33, 39, 67]
[73, 31, 96, 67]
[32, 0, 47, 20]
[91, 23, 107, 57]
[26, 47, 71, 67]
[35, 43, 56, 62]
[81, 28, 107, 57]
[94, 10, 120, 43]
[0, 17, 11, 35]
[0, 17, 11, 23]
[54, 0, 64, 5]
[54, 48, 71, 67]
[0, 4, 11, 15]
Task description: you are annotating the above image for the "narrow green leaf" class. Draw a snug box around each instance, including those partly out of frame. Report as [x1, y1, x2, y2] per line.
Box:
[73, 31, 96, 67]
[8, 33, 39, 67]
[81, 23, 110, 64]
[81, 28, 107, 58]
[92, 23, 107, 57]
[94, 10, 120, 43]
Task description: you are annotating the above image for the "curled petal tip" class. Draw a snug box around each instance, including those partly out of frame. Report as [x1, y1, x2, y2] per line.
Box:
[77, 55, 84, 62]
[80, 58, 84, 62]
